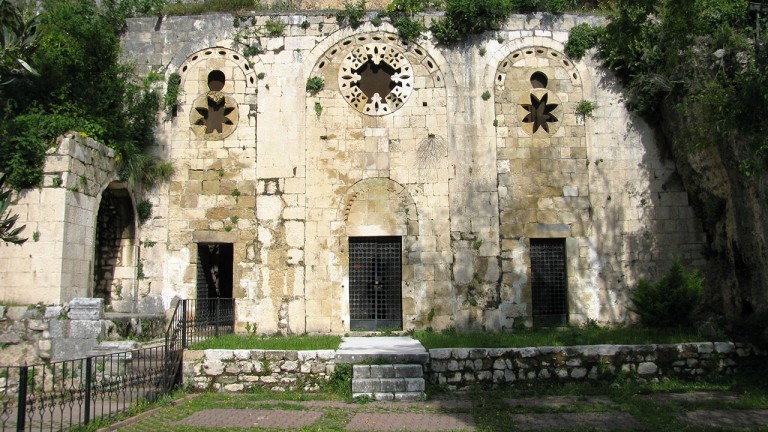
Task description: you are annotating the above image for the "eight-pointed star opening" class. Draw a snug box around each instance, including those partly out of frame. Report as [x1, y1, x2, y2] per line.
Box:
[521, 93, 559, 133]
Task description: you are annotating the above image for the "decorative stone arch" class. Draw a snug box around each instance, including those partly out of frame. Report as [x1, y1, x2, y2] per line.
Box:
[92, 181, 138, 313]
[341, 177, 418, 236]
[495, 46, 582, 137]
[305, 28, 454, 113]
[338, 178, 423, 330]
[174, 47, 259, 140]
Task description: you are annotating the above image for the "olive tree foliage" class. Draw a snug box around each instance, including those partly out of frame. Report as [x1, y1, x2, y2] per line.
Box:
[0, 0, 39, 86]
[0, 0, 172, 191]
[0, 173, 26, 245]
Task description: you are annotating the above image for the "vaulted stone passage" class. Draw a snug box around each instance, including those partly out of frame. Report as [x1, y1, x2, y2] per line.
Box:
[93, 186, 135, 312]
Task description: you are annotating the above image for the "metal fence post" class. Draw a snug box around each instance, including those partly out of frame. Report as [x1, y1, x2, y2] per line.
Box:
[17, 366, 28, 432]
[231, 299, 236, 333]
[214, 299, 220, 337]
[181, 300, 188, 349]
[84, 358, 92, 425]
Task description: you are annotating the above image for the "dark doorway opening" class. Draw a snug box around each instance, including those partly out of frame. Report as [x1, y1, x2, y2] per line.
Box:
[349, 236, 402, 331]
[531, 238, 568, 326]
[196, 243, 233, 299]
[196, 243, 234, 325]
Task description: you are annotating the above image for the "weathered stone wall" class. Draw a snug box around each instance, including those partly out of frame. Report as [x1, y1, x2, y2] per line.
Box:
[182, 349, 336, 392]
[427, 343, 764, 390]
[0, 134, 121, 305]
[115, 12, 709, 332]
[0, 306, 54, 366]
[181, 343, 765, 393]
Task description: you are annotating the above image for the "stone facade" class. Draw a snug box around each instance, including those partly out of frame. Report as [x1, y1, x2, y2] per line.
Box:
[1, 12, 708, 332]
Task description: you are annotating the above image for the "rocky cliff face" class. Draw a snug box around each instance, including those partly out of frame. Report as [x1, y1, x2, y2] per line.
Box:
[662, 104, 768, 321]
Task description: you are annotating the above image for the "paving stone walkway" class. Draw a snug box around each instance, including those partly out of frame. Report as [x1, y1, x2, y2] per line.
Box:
[104, 391, 768, 431]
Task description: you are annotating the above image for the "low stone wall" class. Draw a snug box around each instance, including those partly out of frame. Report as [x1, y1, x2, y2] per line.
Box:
[182, 342, 766, 394]
[182, 349, 336, 392]
[427, 343, 765, 390]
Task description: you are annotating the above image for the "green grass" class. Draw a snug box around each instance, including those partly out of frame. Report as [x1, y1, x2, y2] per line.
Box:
[187, 333, 342, 350]
[412, 326, 723, 350]
[100, 367, 768, 432]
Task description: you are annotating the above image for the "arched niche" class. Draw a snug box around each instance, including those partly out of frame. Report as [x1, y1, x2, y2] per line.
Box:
[93, 183, 136, 312]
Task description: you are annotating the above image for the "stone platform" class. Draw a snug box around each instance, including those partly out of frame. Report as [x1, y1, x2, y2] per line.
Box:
[337, 337, 428, 401]
[335, 336, 429, 364]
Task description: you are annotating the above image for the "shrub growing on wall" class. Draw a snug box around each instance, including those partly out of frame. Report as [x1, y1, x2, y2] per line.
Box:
[630, 260, 703, 328]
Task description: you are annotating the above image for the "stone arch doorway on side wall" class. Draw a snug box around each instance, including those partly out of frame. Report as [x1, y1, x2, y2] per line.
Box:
[342, 178, 419, 331]
[93, 184, 136, 313]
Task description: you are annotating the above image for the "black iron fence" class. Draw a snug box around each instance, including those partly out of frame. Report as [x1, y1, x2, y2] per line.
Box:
[0, 346, 169, 431]
[1, 297, 235, 431]
[166, 298, 236, 350]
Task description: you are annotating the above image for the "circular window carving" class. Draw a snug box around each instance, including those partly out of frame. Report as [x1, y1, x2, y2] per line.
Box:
[190, 70, 239, 140]
[338, 43, 414, 116]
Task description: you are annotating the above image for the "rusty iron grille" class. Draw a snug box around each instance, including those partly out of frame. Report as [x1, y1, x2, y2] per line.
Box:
[531, 238, 568, 325]
[349, 236, 403, 331]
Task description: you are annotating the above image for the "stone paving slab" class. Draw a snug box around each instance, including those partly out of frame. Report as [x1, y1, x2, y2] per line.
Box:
[510, 412, 641, 430]
[676, 409, 768, 429]
[641, 391, 740, 404]
[174, 408, 323, 429]
[507, 395, 615, 409]
[346, 412, 475, 431]
[336, 337, 430, 364]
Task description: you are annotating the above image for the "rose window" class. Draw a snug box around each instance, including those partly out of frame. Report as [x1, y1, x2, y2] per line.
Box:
[339, 44, 414, 115]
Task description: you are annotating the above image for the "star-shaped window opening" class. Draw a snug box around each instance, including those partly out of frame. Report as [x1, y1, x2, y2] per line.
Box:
[194, 93, 236, 134]
[521, 93, 559, 133]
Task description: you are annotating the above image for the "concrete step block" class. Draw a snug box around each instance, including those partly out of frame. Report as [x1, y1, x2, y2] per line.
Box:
[369, 364, 395, 378]
[394, 364, 423, 378]
[394, 392, 426, 401]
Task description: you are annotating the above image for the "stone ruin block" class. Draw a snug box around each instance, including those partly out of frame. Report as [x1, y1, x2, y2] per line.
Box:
[68, 297, 104, 320]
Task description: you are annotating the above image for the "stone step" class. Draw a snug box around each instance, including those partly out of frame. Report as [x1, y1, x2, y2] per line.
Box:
[352, 364, 426, 401]
[87, 341, 140, 357]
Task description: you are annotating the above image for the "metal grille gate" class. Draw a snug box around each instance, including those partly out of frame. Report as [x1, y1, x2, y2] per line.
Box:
[531, 238, 568, 325]
[349, 236, 403, 331]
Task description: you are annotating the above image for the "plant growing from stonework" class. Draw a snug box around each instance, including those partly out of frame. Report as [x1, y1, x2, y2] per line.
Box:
[481, 90, 491, 101]
[137, 200, 152, 222]
[136, 261, 145, 280]
[336, 0, 367, 30]
[163, 72, 181, 117]
[264, 18, 285, 36]
[306, 76, 325, 96]
[314, 102, 323, 116]
[576, 100, 596, 118]
[565, 23, 602, 59]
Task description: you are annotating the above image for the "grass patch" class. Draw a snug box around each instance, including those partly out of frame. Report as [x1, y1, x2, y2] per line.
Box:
[187, 333, 342, 350]
[92, 366, 768, 431]
[413, 325, 721, 350]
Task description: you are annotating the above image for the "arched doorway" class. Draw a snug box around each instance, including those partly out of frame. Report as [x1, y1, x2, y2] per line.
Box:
[93, 185, 136, 312]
